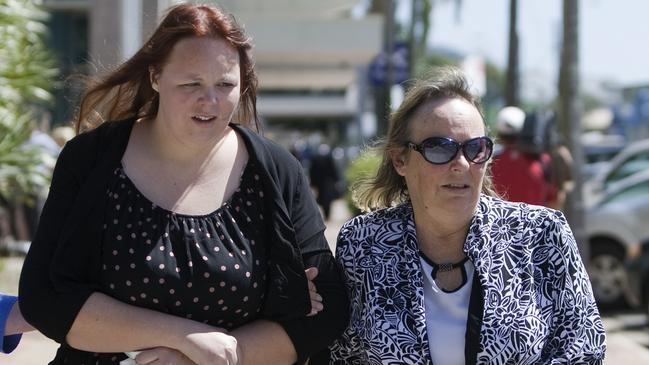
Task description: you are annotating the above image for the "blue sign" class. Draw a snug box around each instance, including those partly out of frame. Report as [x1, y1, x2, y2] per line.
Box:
[369, 42, 409, 86]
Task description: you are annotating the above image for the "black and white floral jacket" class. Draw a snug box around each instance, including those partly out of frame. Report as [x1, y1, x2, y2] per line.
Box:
[329, 195, 606, 364]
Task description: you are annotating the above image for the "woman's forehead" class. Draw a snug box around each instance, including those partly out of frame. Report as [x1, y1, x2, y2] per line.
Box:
[409, 97, 485, 137]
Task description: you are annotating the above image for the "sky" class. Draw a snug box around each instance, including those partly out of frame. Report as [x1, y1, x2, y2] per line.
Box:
[409, 0, 649, 103]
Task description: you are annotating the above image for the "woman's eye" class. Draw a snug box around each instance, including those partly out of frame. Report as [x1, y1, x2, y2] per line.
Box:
[219, 82, 235, 87]
[181, 82, 199, 87]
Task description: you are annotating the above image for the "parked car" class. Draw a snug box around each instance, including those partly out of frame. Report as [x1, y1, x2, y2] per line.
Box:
[583, 138, 649, 207]
[626, 236, 649, 317]
[585, 170, 649, 308]
[581, 139, 625, 182]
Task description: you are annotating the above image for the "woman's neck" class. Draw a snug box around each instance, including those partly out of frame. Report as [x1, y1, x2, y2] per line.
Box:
[413, 208, 473, 264]
[142, 117, 230, 167]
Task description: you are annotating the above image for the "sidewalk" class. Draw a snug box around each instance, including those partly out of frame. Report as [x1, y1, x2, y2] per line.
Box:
[323, 199, 352, 251]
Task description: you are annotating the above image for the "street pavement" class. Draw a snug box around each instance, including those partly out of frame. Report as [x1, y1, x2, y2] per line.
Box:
[3, 199, 649, 364]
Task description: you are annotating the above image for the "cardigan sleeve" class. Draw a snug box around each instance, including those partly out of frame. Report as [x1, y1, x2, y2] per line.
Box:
[543, 211, 606, 363]
[273, 159, 349, 365]
[18, 137, 97, 344]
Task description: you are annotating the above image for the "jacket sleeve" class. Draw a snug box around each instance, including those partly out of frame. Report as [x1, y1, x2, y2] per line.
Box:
[543, 212, 606, 363]
[274, 160, 350, 365]
[18, 137, 97, 344]
[328, 218, 368, 364]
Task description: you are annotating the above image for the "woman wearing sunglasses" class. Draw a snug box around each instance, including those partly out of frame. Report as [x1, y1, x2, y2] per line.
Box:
[329, 67, 605, 364]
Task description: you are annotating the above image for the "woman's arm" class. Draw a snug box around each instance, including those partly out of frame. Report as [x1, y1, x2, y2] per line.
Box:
[328, 219, 368, 364]
[227, 153, 348, 365]
[129, 266, 323, 365]
[67, 292, 240, 365]
[19, 136, 100, 342]
[273, 163, 349, 364]
[545, 212, 606, 362]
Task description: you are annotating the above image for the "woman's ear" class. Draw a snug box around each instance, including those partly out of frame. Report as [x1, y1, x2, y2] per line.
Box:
[391, 149, 408, 177]
[149, 67, 159, 92]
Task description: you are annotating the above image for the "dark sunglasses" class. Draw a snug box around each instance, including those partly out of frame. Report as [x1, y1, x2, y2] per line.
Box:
[406, 136, 494, 165]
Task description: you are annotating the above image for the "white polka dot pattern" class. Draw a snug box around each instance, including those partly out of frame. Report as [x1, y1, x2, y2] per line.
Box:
[98, 163, 268, 362]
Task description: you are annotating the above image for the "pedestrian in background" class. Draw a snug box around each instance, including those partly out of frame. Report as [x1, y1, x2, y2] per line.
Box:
[329, 67, 605, 364]
[543, 114, 575, 211]
[490, 106, 554, 206]
[310, 143, 341, 221]
[19, 3, 347, 365]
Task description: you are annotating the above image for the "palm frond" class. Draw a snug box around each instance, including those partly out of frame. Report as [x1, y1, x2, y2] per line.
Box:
[0, 0, 58, 202]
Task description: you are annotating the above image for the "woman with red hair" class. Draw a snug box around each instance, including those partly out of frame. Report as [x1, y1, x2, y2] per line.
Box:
[19, 4, 348, 365]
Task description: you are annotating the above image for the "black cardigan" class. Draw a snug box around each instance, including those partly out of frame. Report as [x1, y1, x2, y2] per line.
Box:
[19, 118, 349, 364]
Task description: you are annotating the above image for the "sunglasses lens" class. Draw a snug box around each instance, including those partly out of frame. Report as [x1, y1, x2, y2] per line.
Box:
[413, 137, 493, 165]
[464, 138, 492, 163]
[423, 139, 458, 164]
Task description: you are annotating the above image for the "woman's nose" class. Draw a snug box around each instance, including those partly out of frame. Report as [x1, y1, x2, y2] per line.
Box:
[450, 150, 471, 171]
[199, 87, 218, 104]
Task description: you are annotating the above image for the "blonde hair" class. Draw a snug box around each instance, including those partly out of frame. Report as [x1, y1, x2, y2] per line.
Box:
[353, 67, 499, 211]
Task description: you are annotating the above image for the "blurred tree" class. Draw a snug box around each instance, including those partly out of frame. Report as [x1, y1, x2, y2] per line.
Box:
[345, 150, 381, 216]
[0, 0, 57, 203]
[371, 0, 463, 135]
[558, 0, 586, 259]
[505, 0, 520, 106]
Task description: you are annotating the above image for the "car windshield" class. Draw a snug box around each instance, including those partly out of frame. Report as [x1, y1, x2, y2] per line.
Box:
[605, 151, 649, 187]
[601, 180, 649, 206]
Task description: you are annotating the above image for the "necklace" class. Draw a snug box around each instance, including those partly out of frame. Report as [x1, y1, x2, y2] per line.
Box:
[419, 251, 469, 280]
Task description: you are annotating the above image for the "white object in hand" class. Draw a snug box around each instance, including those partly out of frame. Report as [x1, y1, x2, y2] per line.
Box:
[119, 351, 141, 365]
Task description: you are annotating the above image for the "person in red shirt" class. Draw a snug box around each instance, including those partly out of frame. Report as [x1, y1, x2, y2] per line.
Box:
[491, 106, 553, 206]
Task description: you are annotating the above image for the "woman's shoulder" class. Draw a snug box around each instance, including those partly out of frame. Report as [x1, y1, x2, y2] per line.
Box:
[335, 205, 408, 265]
[339, 204, 408, 239]
[63, 119, 133, 152]
[481, 195, 562, 220]
[231, 124, 299, 169]
[478, 195, 570, 237]
[57, 119, 133, 168]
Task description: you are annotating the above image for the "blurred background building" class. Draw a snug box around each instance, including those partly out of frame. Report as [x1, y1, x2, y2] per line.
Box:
[42, 0, 382, 148]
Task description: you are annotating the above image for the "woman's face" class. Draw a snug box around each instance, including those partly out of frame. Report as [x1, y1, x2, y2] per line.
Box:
[151, 36, 241, 145]
[392, 96, 488, 217]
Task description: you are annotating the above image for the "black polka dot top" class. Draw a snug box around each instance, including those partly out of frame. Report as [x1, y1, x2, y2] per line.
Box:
[99, 161, 268, 344]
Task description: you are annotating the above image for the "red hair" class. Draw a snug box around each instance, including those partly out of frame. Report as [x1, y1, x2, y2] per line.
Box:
[75, 3, 258, 132]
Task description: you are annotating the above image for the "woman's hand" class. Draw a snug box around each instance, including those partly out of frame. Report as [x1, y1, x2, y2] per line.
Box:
[305, 267, 323, 316]
[134, 347, 196, 365]
[178, 329, 241, 365]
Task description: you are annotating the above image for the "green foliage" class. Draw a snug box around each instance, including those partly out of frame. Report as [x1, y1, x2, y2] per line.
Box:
[413, 53, 457, 78]
[344, 150, 381, 215]
[0, 0, 57, 202]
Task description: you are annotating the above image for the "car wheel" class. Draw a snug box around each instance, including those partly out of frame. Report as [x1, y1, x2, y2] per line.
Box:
[589, 240, 628, 309]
